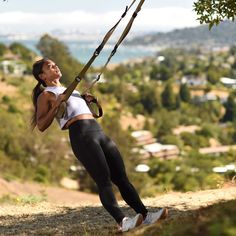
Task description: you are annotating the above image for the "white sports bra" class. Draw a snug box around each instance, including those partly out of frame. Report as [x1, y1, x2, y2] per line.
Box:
[44, 86, 92, 130]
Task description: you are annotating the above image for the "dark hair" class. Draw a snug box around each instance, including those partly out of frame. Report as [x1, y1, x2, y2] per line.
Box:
[31, 58, 48, 129]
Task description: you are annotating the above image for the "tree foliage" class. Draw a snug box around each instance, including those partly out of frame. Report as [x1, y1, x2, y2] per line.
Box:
[194, 0, 236, 29]
[222, 91, 236, 122]
[179, 83, 191, 103]
[138, 84, 161, 114]
[0, 43, 8, 57]
[9, 43, 33, 61]
[7, 42, 36, 73]
[161, 82, 176, 110]
[150, 64, 171, 81]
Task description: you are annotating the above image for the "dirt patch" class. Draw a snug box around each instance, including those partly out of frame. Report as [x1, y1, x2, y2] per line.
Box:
[0, 184, 236, 235]
[0, 178, 99, 205]
[0, 81, 17, 97]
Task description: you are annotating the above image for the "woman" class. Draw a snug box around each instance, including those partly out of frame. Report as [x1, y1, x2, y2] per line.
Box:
[31, 58, 168, 232]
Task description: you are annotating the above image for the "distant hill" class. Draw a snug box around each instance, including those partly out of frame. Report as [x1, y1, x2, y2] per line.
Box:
[126, 21, 236, 49]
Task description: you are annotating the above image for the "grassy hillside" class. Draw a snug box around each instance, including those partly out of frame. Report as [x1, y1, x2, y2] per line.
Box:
[0, 36, 236, 198]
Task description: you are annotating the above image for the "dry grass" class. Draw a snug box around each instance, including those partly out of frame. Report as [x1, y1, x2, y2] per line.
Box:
[0, 186, 236, 235]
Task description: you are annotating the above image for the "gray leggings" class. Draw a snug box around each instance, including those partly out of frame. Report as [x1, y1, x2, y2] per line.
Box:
[68, 119, 147, 223]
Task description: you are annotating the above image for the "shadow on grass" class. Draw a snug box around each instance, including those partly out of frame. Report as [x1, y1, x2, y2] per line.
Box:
[128, 200, 236, 236]
[0, 200, 235, 236]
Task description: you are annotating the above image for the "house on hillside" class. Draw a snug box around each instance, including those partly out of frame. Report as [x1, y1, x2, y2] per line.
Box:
[181, 75, 207, 87]
[192, 93, 218, 103]
[220, 77, 236, 89]
[86, 73, 106, 83]
[131, 130, 156, 146]
[199, 145, 236, 156]
[0, 60, 26, 77]
[141, 142, 179, 160]
[131, 130, 180, 160]
[172, 125, 200, 136]
[191, 90, 228, 104]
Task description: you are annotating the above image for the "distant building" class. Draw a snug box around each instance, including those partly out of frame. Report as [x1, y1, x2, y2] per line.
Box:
[181, 75, 207, 87]
[86, 73, 106, 83]
[131, 130, 179, 160]
[192, 93, 218, 103]
[172, 125, 200, 136]
[220, 77, 236, 88]
[199, 145, 236, 156]
[0, 60, 26, 76]
[141, 142, 180, 160]
[191, 90, 228, 104]
[131, 130, 156, 146]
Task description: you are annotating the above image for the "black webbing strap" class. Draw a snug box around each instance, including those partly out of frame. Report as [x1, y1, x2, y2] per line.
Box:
[56, 0, 137, 118]
[81, 94, 103, 118]
[57, 0, 146, 118]
[61, 0, 136, 100]
[83, 0, 146, 94]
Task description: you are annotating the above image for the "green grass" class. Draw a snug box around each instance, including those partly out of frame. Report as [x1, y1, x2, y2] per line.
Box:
[131, 200, 236, 236]
[0, 194, 47, 205]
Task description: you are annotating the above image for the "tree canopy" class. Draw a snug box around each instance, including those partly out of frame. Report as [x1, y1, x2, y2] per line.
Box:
[194, 0, 236, 28]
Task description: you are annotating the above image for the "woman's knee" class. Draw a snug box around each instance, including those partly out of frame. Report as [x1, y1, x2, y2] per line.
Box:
[96, 178, 113, 190]
[111, 175, 130, 187]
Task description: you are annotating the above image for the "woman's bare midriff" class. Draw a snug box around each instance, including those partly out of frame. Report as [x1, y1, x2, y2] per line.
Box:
[65, 114, 94, 129]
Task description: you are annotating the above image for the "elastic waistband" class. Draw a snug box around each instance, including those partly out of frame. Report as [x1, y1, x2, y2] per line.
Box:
[68, 119, 102, 133]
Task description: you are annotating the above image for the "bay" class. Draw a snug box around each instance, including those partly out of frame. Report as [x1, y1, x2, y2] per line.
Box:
[1, 39, 157, 67]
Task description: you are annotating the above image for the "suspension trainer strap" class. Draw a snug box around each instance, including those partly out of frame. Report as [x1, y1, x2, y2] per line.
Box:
[83, 0, 146, 93]
[81, 94, 103, 118]
[62, 0, 136, 100]
[56, 0, 137, 118]
[57, 0, 147, 119]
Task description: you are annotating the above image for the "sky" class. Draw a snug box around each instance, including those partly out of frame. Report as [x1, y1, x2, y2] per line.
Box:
[0, 0, 200, 35]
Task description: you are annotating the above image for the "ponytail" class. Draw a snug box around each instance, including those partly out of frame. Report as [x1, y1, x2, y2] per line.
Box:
[31, 82, 45, 129]
[31, 58, 48, 130]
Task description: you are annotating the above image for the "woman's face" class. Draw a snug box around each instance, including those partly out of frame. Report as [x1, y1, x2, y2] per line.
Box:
[40, 60, 62, 82]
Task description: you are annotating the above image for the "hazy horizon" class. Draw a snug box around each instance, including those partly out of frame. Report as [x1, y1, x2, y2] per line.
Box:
[0, 0, 200, 36]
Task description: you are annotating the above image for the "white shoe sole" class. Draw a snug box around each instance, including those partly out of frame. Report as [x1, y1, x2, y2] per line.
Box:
[143, 208, 168, 225]
[120, 214, 143, 232]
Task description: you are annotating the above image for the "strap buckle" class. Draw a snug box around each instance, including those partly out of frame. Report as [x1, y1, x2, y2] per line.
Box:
[75, 76, 82, 83]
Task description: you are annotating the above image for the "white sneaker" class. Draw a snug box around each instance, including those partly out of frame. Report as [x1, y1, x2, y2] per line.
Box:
[143, 208, 168, 225]
[118, 213, 143, 232]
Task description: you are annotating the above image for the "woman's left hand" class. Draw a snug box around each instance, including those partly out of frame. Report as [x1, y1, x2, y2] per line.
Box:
[82, 93, 97, 103]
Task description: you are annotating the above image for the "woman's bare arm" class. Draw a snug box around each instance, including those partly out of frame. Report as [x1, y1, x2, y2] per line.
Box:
[36, 91, 65, 132]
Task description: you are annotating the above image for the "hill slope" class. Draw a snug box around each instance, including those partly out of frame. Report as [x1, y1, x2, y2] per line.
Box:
[126, 21, 236, 48]
[0, 185, 236, 235]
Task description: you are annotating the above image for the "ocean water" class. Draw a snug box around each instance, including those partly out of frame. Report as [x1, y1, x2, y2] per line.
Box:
[1, 39, 157, 67]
